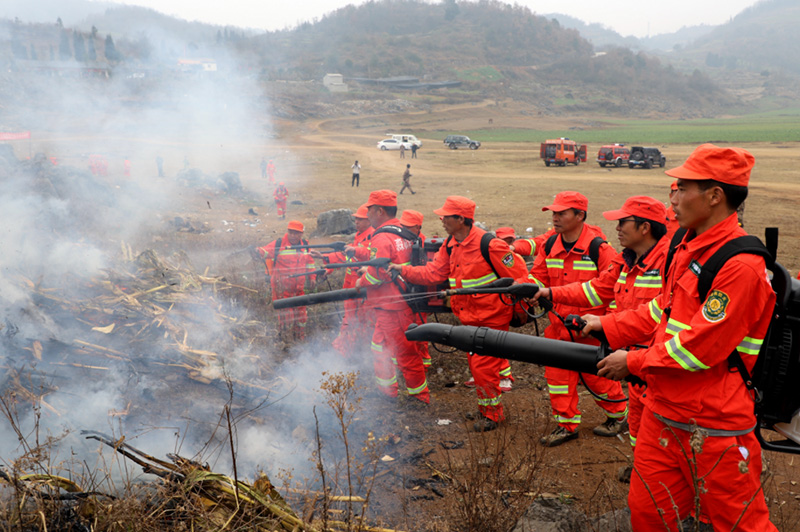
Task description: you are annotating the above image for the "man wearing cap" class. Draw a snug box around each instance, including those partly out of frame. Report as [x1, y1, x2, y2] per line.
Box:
[585, 144, 778, 530]
[393, 196, 529, 431]
[531, 196, 669, 472]
[258, 220, 316, 341]
[497, 227, 546, 267]
[528, 191, 627, 446]
[358, 190, 430, 406]
[274, 182, 289, 220]
[313, 205, 374, 358]
[399, 210, 433, 371]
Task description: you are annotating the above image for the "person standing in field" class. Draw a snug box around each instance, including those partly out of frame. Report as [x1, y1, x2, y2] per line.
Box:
[399, 164, 415, 195]
[351, 160, 361, 187]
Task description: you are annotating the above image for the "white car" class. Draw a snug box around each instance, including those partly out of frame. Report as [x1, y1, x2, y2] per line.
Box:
[377, 139, 412, 151]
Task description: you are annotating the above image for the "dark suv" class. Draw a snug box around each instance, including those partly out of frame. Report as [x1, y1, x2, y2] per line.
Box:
[444, 135, 481, 150]
[628, 146, 666, 169]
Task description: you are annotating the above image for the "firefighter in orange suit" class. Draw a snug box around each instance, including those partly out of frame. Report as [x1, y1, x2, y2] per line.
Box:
[532, 196, 669, 475]
[258, 220, 316, 341]
[274, 182, 289, 219]
[357, 190, 430, 406]
[528, 191, 627, 446]
[393, 196, 529, 431]
[399, 209, 432, 371]
[586, 145, 778, 531]
[313, 204, 374, 358]
[497, 226, 549, 265]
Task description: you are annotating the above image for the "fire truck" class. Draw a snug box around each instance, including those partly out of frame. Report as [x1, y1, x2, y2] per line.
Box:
[539, 138, 587, 167]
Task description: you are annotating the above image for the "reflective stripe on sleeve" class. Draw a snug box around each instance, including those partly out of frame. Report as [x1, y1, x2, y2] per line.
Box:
[581, 281, 603, 307]
[736, 336, 764, 356]
[648, 299, 663, 324]
[666, 334, 710, 372]
[665, 318, 691, 337]
[528, 274, 545, 287]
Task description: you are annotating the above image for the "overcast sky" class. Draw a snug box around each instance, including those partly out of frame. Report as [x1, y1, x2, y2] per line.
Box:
[99, 0, 760, 38]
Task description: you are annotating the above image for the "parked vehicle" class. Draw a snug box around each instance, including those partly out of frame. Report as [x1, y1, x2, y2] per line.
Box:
[628, 146, 666, 169]
[596, 144, 630, 167]
[376, 134, 422, 151]
[540, 138, 587, 166]
[444, 135, 481, 150]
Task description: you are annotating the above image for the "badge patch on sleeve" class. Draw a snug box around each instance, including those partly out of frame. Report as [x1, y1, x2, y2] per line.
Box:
[703, 289, 729, 322]
[501, 253, 515, 268]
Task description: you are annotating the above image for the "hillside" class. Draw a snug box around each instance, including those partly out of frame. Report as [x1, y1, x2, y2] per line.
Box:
[251, 0, 732, 117]
[677, 0, 800, 75]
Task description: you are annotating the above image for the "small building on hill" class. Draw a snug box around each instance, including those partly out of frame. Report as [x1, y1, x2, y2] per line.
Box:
[323, 73, 348, 92]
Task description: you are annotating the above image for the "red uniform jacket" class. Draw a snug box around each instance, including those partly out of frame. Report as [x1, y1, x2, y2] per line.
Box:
[401, 227, 529, 328]
[360, 219, 413, 311]
[323, 227, 374, 289]
[258, 234, 315, 295]
[512, 230, 551, 260]
[528, 224, 617, 342]
[274, 185, 288, 202]
[600, 213, 775, 431]
[552, 236, 668, 317]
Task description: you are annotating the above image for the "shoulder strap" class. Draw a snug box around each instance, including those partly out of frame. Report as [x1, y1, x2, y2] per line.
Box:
[544, 233, 558, 255]
[697, 235, 773, 301]
[480, 232, 501, 278]
[588, 236, 605, 266]
[372, 224, 419, 243]
[663, 228, 688, 282]
[445, 235, 454, 255]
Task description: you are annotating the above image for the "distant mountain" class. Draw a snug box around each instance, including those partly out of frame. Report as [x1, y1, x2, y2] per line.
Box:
[676, 0, 800, 75]
[543, 14, 641, 49]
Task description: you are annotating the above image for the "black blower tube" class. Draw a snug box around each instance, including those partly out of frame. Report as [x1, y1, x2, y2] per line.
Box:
[273, 287, 365, 309]
[405, 322, 606, 374]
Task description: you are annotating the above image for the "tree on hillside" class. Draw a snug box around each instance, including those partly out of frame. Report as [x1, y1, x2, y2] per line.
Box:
[444, 0, 459, 21]
[73, 32, 86, 62]
[87, 37, 97, 61]
[105, 34, 121, 62]
[59, 30, 72, 60]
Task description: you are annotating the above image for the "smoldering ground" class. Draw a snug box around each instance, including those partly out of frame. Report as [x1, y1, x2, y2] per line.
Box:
[0, 20, 365, 493]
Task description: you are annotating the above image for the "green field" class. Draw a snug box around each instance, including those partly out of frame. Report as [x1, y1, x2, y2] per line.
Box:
[441, 109, 800, 144]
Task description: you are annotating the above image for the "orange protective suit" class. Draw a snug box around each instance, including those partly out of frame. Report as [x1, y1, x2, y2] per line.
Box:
[274, 184, 288, 218]
[401, 227, 529, 421]
[361, 220, 429, 403]
[600, 213, 777, 531]
[528, 224, 627, 431]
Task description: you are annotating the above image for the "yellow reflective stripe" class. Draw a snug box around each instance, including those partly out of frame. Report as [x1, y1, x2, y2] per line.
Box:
[573, 260, 597, 271]
[448, 277, 457, 288]
[666, 334, 709, 372]
[634, 275, 663, 288]
[609, 300, 618, 310]
[602, 407, 628, 419]
[407, 380, 428, 395]
[737, 336, 764, 356]
[648, 299, 662, 323]
[629, 434, 637, 447]
[546, 258, 564, 269]
[522, 239, 537, 255]
[555, 414, 581, 423]
[478, 396, 502, 407]
[461, 272, 499, 288]
[548, 384, 569, 395]
[582, 281, 603, 307]
[528, 275, 545, 287]
[422, 358, 432, 366]
[364, 271, 383, 285]
[665, 318, 691, 337]
[499, 367, 512, 377]
[376, 375, 397, 387]
[397, 261, 412, 266]
[371, 341, 383, 353]
[278, 249, 299, 256]
[617, 272, 628, 284]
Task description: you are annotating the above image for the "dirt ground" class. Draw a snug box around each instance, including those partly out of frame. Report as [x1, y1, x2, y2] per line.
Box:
[28, 99, 800, 531]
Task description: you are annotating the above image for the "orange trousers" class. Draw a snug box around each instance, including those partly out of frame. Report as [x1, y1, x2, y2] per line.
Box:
[370, 307, 429, 403]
